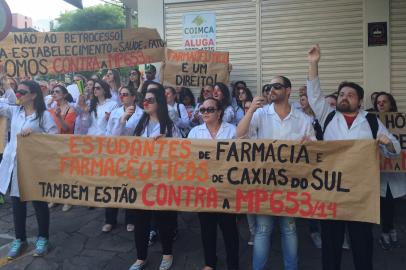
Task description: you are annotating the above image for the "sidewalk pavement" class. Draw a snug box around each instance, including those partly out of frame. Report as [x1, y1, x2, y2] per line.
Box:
[0, 197, 405, 270]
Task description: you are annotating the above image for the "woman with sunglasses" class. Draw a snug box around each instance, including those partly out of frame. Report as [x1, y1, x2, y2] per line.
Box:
[213, 83, 235, 124]
[83, 79, 118, 136]
[102, 86, 143, 233]
[234, 87, 253, 125]
[48, 85, 77, 212]
[0, 80, 57, 259]
[127, 68, 141, 90]
[129, 83, 179, 270]
[192, 85, 214, 125]
[188, 97, 239, 270]
[104, 69, 121, 104]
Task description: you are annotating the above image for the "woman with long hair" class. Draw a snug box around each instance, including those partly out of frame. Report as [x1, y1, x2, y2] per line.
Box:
[234, 86, 253, 125]
[104, 69, 121, 104]
[127, 68, 141, 91]
[192, 85, 214, 125]
[129, 83, 179, 270]
[374, 92, 406, 250]
[179, 87, 196, 120]
[48, 84, 77, 212]
[102, 86, 143, 233]
[84, 79, 118, 136]
[0, 80, 57, 259]
[188, 97, 239, 270]
[213, 82, 234, 124]
[74, 79, 95, 135]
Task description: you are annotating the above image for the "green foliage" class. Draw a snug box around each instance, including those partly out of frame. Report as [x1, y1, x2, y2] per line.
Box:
[54, 4, 126, 31]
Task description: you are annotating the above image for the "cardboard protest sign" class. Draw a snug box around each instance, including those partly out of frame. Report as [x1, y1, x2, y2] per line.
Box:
[18, 134, 380, 223]
[0, 116, 6, 153]
[378, 112, 406, 172]
[162, 49, 229, 88]
[0, 28, 165, 77]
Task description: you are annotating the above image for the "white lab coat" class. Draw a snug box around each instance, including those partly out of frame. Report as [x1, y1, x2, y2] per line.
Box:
[188, 122, 236, 139]
[168, 102, 190, 129]
[105, 105, 143, 136]
[307, 78, 400, 157]
[248, 103, 316, 141]
[85, 99, 118, 136]
[0, 103, 57, 197]
[380, 172, 406, 198]
[136, 120, 180, 138]
[223, 105, 235, 124]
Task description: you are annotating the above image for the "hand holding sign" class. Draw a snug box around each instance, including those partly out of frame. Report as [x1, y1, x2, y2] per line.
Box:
[377, 134, 396, 153]
[20, 128, 33, 137]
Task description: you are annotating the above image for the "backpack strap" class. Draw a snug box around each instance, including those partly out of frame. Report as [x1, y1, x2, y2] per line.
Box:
[323, 110, 379, 139]
[176, 103, 181, 118]
[365, 113, 379, 139]
[322, 111, 336, 137]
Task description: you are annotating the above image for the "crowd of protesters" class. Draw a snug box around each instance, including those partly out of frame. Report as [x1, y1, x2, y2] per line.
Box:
[0, 45, 405, 270]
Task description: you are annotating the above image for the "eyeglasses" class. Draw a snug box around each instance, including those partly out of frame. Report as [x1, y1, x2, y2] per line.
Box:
[106, 73, 113, 76]
[94, 86, 102, 90]
[129, 72, 138, 76]
[50, 90, 62, 95]
[199, 107, 217, 114]
[263, 83, 286, 92]
[143, 97, 156, 104]
[16, 89, 29, 95]
[120, 93, 130, 97]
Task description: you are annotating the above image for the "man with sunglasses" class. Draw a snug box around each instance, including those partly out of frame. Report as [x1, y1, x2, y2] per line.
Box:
[307, 44, 400, 270]
[237, 76, 315, 270]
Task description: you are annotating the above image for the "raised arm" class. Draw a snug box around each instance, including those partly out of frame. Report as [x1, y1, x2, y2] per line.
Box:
[306, 44, 334, 126]
[236, 96, 263, 138]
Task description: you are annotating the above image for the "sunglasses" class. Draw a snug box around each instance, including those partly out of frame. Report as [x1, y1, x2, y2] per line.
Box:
[199, 107, 217, 114]
[263, 83, 286, 92]
[94, 86, 102, 90]
[120, 92, 131, 97]
[50, 90, 62, 95]
[16, 89, 29, 95]
[143, 97, 156, 104]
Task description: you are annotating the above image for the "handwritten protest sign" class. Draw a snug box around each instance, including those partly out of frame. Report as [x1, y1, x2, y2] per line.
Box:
[379, 112, 406, 172]
[0, 116, 6, 153]
[0, 28, 165, 77]
[18, 134, 380, 223]
[162, 49, 229, 88]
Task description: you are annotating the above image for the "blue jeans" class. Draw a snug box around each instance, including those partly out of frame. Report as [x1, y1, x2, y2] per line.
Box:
[253, 215, 298, 270]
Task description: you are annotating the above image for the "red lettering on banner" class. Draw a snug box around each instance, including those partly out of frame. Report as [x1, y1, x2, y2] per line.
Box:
[140, 184, 218, 209]
[235, 189, 337, 219]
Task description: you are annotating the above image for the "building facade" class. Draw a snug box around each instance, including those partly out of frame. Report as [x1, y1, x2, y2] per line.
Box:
[138, 0, 406, 110]
[12, 13, 33, 29]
